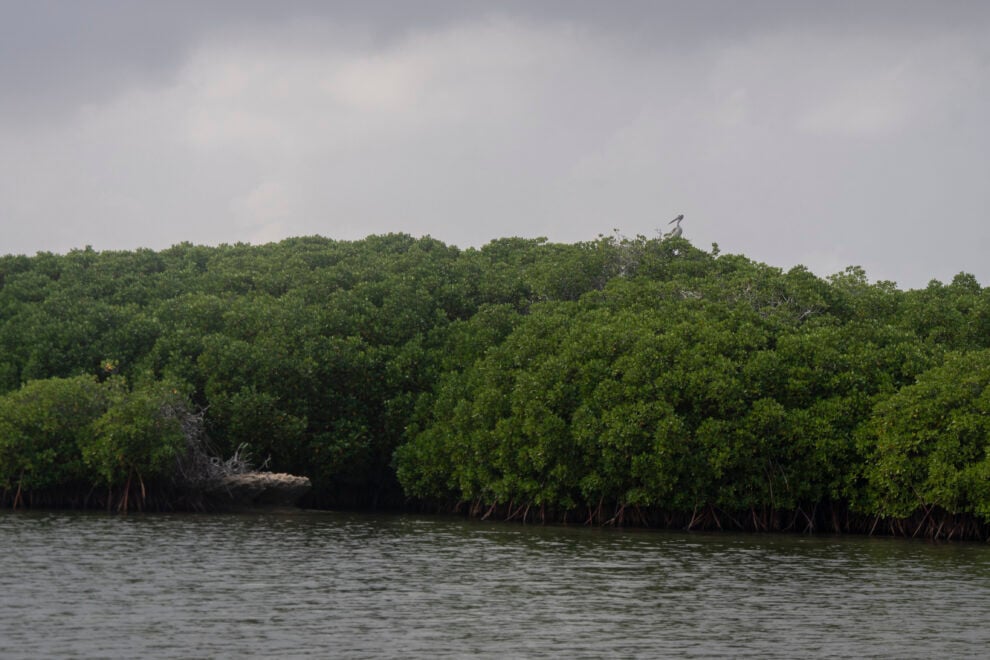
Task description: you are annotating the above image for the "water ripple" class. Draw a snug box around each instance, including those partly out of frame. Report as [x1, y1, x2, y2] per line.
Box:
[2, 511, 990, 658]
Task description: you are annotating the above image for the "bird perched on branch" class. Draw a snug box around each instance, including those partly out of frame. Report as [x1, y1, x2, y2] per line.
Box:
[663, 214, 684, 240]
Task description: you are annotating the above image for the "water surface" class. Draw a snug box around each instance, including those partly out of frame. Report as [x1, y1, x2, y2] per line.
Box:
[2, 510, 989, 658]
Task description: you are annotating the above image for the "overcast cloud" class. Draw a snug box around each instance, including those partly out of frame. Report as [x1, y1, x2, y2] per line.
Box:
[1, 1, 988, 288]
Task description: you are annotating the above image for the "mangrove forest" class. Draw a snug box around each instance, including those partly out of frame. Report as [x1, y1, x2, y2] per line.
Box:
[2, 233, 990, 539]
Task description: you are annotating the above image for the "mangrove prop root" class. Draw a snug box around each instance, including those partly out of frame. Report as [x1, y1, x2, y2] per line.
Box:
[709, 505, 722, 531]
[687, 504, 700, 531]
[605, 504, 626, 527]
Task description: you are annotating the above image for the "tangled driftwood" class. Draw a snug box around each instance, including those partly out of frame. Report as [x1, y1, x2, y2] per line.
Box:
[172, 408, 311, 508]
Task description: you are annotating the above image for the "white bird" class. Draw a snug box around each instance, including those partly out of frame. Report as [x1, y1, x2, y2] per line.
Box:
[664, 214, 684, 240]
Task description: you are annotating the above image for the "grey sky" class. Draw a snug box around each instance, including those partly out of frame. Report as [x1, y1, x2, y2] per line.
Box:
[2, 1, 988, 289]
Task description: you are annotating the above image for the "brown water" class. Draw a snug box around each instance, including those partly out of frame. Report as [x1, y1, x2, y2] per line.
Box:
[2, 510, 990, 658]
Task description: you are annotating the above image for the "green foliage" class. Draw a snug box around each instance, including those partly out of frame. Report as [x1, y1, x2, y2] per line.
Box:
[0, 375, 106, 490]
[81, 378, 191, 486]
[0, 375, 195, 493]
[859, 350, 990, 520]
[0, 233, 986, 524]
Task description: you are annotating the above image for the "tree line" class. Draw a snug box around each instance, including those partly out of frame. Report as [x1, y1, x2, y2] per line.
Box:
[1, 233, 989, 537]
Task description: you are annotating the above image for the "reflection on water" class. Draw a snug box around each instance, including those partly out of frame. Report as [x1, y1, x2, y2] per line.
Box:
[3, 510, 990, 658]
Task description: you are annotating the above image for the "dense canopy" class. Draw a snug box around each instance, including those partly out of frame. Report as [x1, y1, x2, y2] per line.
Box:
[1, 234, 988, 537]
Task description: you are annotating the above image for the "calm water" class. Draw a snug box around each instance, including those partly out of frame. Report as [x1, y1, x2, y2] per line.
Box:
[2, 510, 990, 658]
